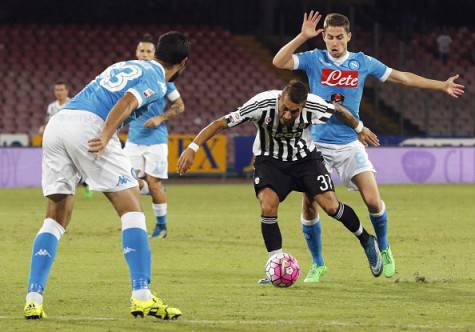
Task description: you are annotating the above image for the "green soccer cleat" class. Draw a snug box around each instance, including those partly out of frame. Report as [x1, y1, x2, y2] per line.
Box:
[381, 247, 396, 278]
[84, 185, 93, 199]
[24, 301, 47, 320]
[304, 264, 328, 283]
[130, 294, 182, 320]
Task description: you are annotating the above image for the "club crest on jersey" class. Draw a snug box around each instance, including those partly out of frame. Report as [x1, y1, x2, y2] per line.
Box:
[143, 88, 155, 97]
[348, 60, 360, 70]
[265, 116, 272, 124]
[321, 69, 359, 88]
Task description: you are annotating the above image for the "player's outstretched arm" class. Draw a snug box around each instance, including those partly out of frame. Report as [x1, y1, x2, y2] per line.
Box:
[88, 92, 138, 158]
[177, 118, 229, 175]
[387, 70, 465, 98]
[273, 10, 323, 70]
[333, 104, 380, 147]
[144, 97, 185, 128]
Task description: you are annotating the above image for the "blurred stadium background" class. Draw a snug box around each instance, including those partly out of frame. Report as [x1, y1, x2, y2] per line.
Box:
[1, 0, 475, 184]
[1, 1, 475, 330]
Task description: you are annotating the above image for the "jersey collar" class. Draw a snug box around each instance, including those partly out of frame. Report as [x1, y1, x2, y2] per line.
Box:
[327, 51, 350, 66]
[150, 60, 166, 78]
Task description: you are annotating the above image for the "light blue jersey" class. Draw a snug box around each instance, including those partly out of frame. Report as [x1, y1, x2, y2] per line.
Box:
[294, 50, 391, 144]
[64, 60, 167, 125]
[127, 83, 178, 145]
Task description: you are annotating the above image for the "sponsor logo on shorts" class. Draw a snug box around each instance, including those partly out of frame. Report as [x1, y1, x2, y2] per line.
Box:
[254, 177, 260, 184]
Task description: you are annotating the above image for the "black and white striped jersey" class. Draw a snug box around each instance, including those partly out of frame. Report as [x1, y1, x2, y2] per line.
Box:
[224, 90, 335, 161]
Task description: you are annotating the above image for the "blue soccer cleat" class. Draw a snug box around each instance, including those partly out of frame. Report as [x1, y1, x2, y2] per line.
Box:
[151, 224, 167, 239]
[362, 235, 383, 277]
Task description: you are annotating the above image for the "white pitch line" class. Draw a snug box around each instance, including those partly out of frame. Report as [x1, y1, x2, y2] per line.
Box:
[0, 316, 473, 330]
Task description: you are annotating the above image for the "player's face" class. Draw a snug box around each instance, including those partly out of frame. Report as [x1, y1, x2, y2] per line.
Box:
[323, 26, 351, 58]
[54, 84, 69, 101]
[136, 42, 156, 60]
[278, 93, 304, 126]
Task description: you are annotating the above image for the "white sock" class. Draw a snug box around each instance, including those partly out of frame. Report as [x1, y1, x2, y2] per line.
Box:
[26, 292, 43, 304]
[132, 289, 152, 301]
[268, 249, 283, 258]
[152, 203, 167, 217]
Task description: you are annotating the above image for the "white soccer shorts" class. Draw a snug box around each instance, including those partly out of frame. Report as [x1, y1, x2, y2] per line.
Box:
[123, 141, 168, 179]
[42, 110, 138, 196]
[316, 140, 375, 190]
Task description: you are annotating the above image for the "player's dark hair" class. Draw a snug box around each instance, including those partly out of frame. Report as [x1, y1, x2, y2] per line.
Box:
[156, 31, 190, 66]
[54, 81, 68, 88]
[139, 33, 155, 44]
[283, 80, 308, 104]
[324, 13, 351, 33]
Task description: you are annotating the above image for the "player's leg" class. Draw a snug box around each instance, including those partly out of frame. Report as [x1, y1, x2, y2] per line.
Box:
[301, 194, 327, 283]
[25, 194, 73, 319]
[147, 175, 168, 238]
[104, 188, 181, 319]
[143, 144, 169, 238]
[352, 171, 395, 278]
[315, 191, 383, 277]
[25, 113, 78, 319]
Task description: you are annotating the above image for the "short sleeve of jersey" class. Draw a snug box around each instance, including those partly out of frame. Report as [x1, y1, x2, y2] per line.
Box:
[365, 54, 392, 82]
[127, 75, 167, 108]
[166, 83, 180, 102]
[224, 92, 269, 128]
[293, 49, 319, 71]
[305, 93, 335, 124]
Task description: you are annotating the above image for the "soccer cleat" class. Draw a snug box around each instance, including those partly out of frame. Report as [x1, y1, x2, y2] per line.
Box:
[24, 301, 47, 319]
[257, 277, 272, 285]
[304, 264, 328, 283]
[130, 294, 181, 320]
[362, 235, 383, 277]
[151, 224, 167, 239]
[84, 185, 93, 199]
[381, 247, 396, 278]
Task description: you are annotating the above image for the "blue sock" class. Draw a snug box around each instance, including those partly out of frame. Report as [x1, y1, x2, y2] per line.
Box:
[152, 203, 167, 227]
[370, 201, 389, 250]
[301, 216, 324, 266]
[121, 212, 151, 290]
[28, 219, 65, 293]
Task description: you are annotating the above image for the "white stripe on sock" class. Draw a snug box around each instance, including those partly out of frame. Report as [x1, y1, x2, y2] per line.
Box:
[38, 218, 65, 240]
[335, 204, 344, 220]
[353, 224, 363, 236]
[121, 212, 147, 231]
[370, 200, 386, 217]
[268, 249, 283, 258]
[300, 214, 320, 226]
[152, 203, 167, 217]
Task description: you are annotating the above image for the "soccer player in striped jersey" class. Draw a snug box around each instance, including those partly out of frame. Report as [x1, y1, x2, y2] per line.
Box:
[177, 80, 383, 282]
[24, 31, 189, 320]
[273, 11, 465, 281]
[124, 34, 186, 239]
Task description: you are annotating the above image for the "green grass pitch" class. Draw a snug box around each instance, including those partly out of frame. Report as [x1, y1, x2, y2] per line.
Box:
[0, 184, 474, 331]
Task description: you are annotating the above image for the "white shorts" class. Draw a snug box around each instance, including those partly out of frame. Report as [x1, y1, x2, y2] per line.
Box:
[316, 140, 375, 190]
[42, 110, 138, 196]
[123, 141, 168, 179]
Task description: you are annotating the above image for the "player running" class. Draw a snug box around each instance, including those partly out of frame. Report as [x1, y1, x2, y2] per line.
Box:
[272, 11, 464, 281]
[24, 31, 189, 320]
[177, 80, 383, 282]
[124, 34, 185, 239]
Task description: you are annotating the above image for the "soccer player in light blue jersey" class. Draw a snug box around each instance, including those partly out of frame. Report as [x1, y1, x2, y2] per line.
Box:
[24, 31, 189, 320]
[124, 35, 185, 239]
[273, 11, 464, 281]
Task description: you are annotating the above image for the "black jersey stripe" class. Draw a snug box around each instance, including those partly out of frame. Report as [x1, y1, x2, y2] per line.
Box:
[239, 99, 276, 116]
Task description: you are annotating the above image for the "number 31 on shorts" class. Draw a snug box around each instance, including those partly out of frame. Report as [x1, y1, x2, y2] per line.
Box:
[317, 174, 333, 191]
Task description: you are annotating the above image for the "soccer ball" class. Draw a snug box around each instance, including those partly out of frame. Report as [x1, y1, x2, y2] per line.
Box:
[265, 252, 300, 287]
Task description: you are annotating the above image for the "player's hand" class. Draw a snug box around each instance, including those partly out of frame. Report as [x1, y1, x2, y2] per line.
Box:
[358, 127, 380, 147]
[88, 135, 109, 159]
[144, 115, 165, 128]
[177, 148, 195, 175]
[444, 74, 465, 98]
[301, 10, 323, 40]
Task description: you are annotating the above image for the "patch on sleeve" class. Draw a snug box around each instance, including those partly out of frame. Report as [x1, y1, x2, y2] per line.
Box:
[143, 89, 155, 97]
